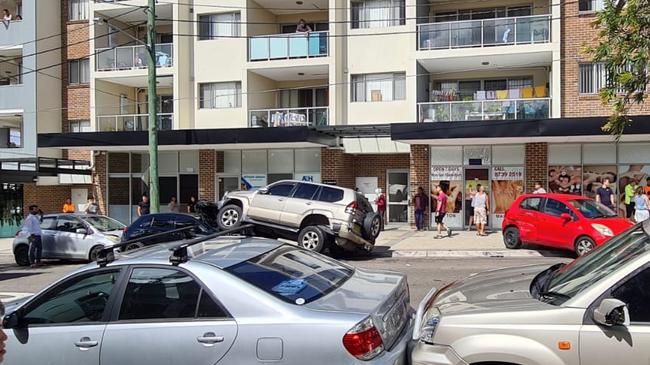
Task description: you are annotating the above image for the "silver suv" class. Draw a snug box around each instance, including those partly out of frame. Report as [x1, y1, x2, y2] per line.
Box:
[411, 220, 648, 365]
[216, 180, 381, 254]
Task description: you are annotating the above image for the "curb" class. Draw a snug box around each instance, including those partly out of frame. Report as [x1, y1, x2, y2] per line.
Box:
[390, 249, 561, 258]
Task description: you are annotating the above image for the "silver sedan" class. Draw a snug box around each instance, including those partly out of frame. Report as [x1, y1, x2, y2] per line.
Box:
[3, 236, 413, 365]
[12, 214, 125, 265]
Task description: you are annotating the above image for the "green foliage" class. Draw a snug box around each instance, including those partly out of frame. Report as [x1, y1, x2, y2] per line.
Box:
[589, 0, 650, 140]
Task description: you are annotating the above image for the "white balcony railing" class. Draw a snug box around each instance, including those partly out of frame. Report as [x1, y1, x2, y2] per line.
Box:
[97, 113, 173, 131]
[418, 98, 551, 122]
[418, 14, 551, 50]
[249, 107, 329, 128]
[249, 31, 329, 61]
[95, 43, 173, 71]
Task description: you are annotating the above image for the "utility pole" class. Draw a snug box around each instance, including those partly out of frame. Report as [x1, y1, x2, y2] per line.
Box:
[146, 0, 159, 213]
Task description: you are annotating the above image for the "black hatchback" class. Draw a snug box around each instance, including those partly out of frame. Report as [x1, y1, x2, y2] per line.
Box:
[121, 213, 216, 248]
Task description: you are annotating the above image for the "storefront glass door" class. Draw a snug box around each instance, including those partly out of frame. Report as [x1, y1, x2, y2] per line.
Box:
[464, 168, 489, 227]
[387, 170, 409, 224]
[217, 175, 241, 201]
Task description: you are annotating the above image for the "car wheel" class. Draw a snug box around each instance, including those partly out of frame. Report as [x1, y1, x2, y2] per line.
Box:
[217, 204, 243, 230]
[503, 227, 522, 249]
[298, 226, 326, 253]
[363, 213, 382, 240]
[575, 236, 596, 257]
[14, 245, 29, 266]
[88, 245, 104, 262]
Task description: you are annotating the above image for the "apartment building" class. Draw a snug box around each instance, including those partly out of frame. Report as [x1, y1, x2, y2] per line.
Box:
[36, 0, 650, 230]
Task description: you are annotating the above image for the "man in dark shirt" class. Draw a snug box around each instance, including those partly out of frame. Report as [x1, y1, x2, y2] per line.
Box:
[412, 187, 428, 231]
[137, 194, 150, 216]
[596, 178, 615, 210]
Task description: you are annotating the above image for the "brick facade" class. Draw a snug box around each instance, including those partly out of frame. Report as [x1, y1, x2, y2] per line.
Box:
[409, 145, 430, 228]
[23, 184, 91, 215]
[320, 148, 355, 189]
[199, 150, 216, 201]
[525, 142, 548, 193]
[93, 152, 108, 215]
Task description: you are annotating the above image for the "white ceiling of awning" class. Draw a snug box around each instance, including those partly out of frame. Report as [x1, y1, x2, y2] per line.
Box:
[342, 137, 410, 154]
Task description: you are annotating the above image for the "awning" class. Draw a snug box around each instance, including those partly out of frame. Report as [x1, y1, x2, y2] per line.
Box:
[39, 126, 339, 151]
[391, 116, 650, 145]
[342, 137, 410, 154]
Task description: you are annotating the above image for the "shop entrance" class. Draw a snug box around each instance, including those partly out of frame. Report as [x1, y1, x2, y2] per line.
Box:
[216, 175, 241, 202]
[387, 170, 409, 224]
[464, 168, 489, 228]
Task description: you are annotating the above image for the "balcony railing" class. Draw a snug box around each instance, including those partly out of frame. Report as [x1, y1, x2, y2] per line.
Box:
[97, 113, 173, 131]
[418, 98, 551, 122]
[418, 15, 551, 50]
[249, 107, 329, 128]
[95, 43, 173, 71]
[249, 31, 329, 61]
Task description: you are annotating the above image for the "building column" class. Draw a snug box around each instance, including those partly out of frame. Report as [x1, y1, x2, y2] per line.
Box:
[409, 145, 429, 229]
[199, 150, 216, 202]
[525, 142, 548, 193]
[320, 148, 354, 189]
[93, 151, 108, 215]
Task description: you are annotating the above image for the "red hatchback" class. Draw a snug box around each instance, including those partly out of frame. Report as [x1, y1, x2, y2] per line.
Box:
[502, 193, 634, 256]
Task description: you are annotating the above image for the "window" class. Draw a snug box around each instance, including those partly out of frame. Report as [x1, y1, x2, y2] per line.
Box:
[151, 216, 175, 230]
[543, 199, 575, 218]
[352, 72, 406, 102]
[39, 216, 57, 230]
[351, 0, 405, 29]
[612, 267, 650, 322]
[69, 120, 91, 133]
[119, 268, 226, 320]
[318, 187, 344, 203]
[267, 182, 296, 197]
[23, 269, 121, 325]
[69, 59, 89, 84]
[579, 0, 605, 12]
[293, 183, 320, 200]
[520, 197, 542, 211]
[69, 0, 89, 21]
[199, 82, 241, 108]
[56, 216, 85, 233]
[198, 12, 241, 40]
[579, 63, 606, 94]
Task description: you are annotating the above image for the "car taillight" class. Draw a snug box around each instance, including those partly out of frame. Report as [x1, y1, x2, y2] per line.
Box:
[15, 230, 21, 237]
[342, 317, 384, 360]
[345, 201, 358, 214]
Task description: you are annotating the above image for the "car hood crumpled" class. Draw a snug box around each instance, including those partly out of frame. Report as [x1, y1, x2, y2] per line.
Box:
[433, 264, 552, 315]
[224, 190, 256, 200]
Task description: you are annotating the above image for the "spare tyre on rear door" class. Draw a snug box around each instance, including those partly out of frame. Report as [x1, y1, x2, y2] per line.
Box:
[217, 204, 243, 230]
[362, 212, 381, 242]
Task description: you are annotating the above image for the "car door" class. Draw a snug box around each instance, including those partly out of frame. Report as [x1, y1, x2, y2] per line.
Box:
[53, 215, 92, 259]
[513, 197, 544, 243]
[579, 266, 650, 365]
[3, 267, 124, 365]
[280, 183, 321, 227]
[538, 198, 580, 249]
[38, 216, 58, 258]
[100, 266, 238, 365]
[248, 182, 297, 223]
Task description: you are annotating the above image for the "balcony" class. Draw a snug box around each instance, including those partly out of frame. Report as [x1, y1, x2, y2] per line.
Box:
[417, 15, 551, 50]
[249, 31, 329, 62]
[249, 107, 329, 128]
[418, 98, 551, 122]
[95, 44, 173, 72]
[97, 113, 173, 132]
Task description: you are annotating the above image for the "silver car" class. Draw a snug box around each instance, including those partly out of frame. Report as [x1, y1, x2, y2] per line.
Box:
[411, 220, 649, 365]
[13, 214, 125, 266]
[2, 235, 413, 365]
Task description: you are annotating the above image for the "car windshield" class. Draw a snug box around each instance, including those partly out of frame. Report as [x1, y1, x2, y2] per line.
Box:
[225, 245, 354, 305]
[568, 199, 618, 219]
[541, 223, 650, 305]
[83, 216, 126, 232]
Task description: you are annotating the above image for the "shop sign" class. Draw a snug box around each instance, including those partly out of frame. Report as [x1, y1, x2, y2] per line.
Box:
[431, 166, 463, 181]
[295, 173, 321, 184]
[491, 166, 524, 180]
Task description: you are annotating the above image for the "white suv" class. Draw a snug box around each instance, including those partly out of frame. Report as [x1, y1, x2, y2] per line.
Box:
[216, 180, 381, 254]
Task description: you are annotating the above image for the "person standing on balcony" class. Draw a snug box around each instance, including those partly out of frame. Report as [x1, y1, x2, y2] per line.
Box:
[2, 9, 11, 29]
[296, 19, 312, 33]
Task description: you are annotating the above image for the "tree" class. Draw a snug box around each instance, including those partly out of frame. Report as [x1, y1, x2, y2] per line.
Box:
[589, 0, 649, 139]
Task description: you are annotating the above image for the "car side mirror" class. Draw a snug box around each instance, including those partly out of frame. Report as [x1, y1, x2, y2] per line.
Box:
[593, 298, 630, 327]
[3, 311, 23, 329]
[560, 213, 573, 221]
[76, 228, 88, 235]
[258, 187, 269, 195]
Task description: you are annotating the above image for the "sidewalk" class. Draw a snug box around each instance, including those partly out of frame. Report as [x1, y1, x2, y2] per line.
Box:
[374, 225, 570, 258]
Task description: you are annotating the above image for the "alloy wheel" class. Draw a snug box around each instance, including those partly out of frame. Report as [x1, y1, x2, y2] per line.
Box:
[221, 209, 239, 227]
[301, 231, 320, 250]
[576, 238, 595, 256]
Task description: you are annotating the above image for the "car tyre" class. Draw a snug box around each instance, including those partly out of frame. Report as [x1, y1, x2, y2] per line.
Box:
[363, 213, 382, 241]
[298, 226, 326, 253]
[503, 227, 522, 249]
[125, 242, 145, 251]
[575, 236, 596, 257]
[217, 204, 243, 230]
[14, 245, 29, 266]
[88, 245, 104, 262]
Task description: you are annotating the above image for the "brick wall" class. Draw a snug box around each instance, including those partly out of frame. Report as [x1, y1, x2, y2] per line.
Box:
[22, 184, 78, 215]
[199, 150, 216, 201]
[93, 152, 107, 215]
[320, 148, 355, 189]
[561, 3, 649, 117]
[409, 145, 430, 228]
[525, 143, 548, 193]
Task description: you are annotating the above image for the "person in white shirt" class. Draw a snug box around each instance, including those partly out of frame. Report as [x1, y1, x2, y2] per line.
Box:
[533, 181, 547, 194]
[22, 205, 43, 268]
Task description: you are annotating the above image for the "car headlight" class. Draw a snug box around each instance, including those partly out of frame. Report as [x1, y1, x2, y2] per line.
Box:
[419, 307, 441, 344]
[592, 224, 613, 237]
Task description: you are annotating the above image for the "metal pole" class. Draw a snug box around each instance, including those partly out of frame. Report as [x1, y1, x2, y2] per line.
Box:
[147, 0, 160, 213]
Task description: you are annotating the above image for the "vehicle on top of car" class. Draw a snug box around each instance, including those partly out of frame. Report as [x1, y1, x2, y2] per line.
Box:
[3, 227, 413, 365]
[13, 214, 125, 266]
[502, 193, 633, 256]
[412, 220, 649, 365]
[121, 213, 216, 248]
[216, 180, 382, 254]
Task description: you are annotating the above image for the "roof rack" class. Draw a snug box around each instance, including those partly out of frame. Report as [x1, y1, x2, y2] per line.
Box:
[96, 225, 197, 267]
[169, 224, 255, 266]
